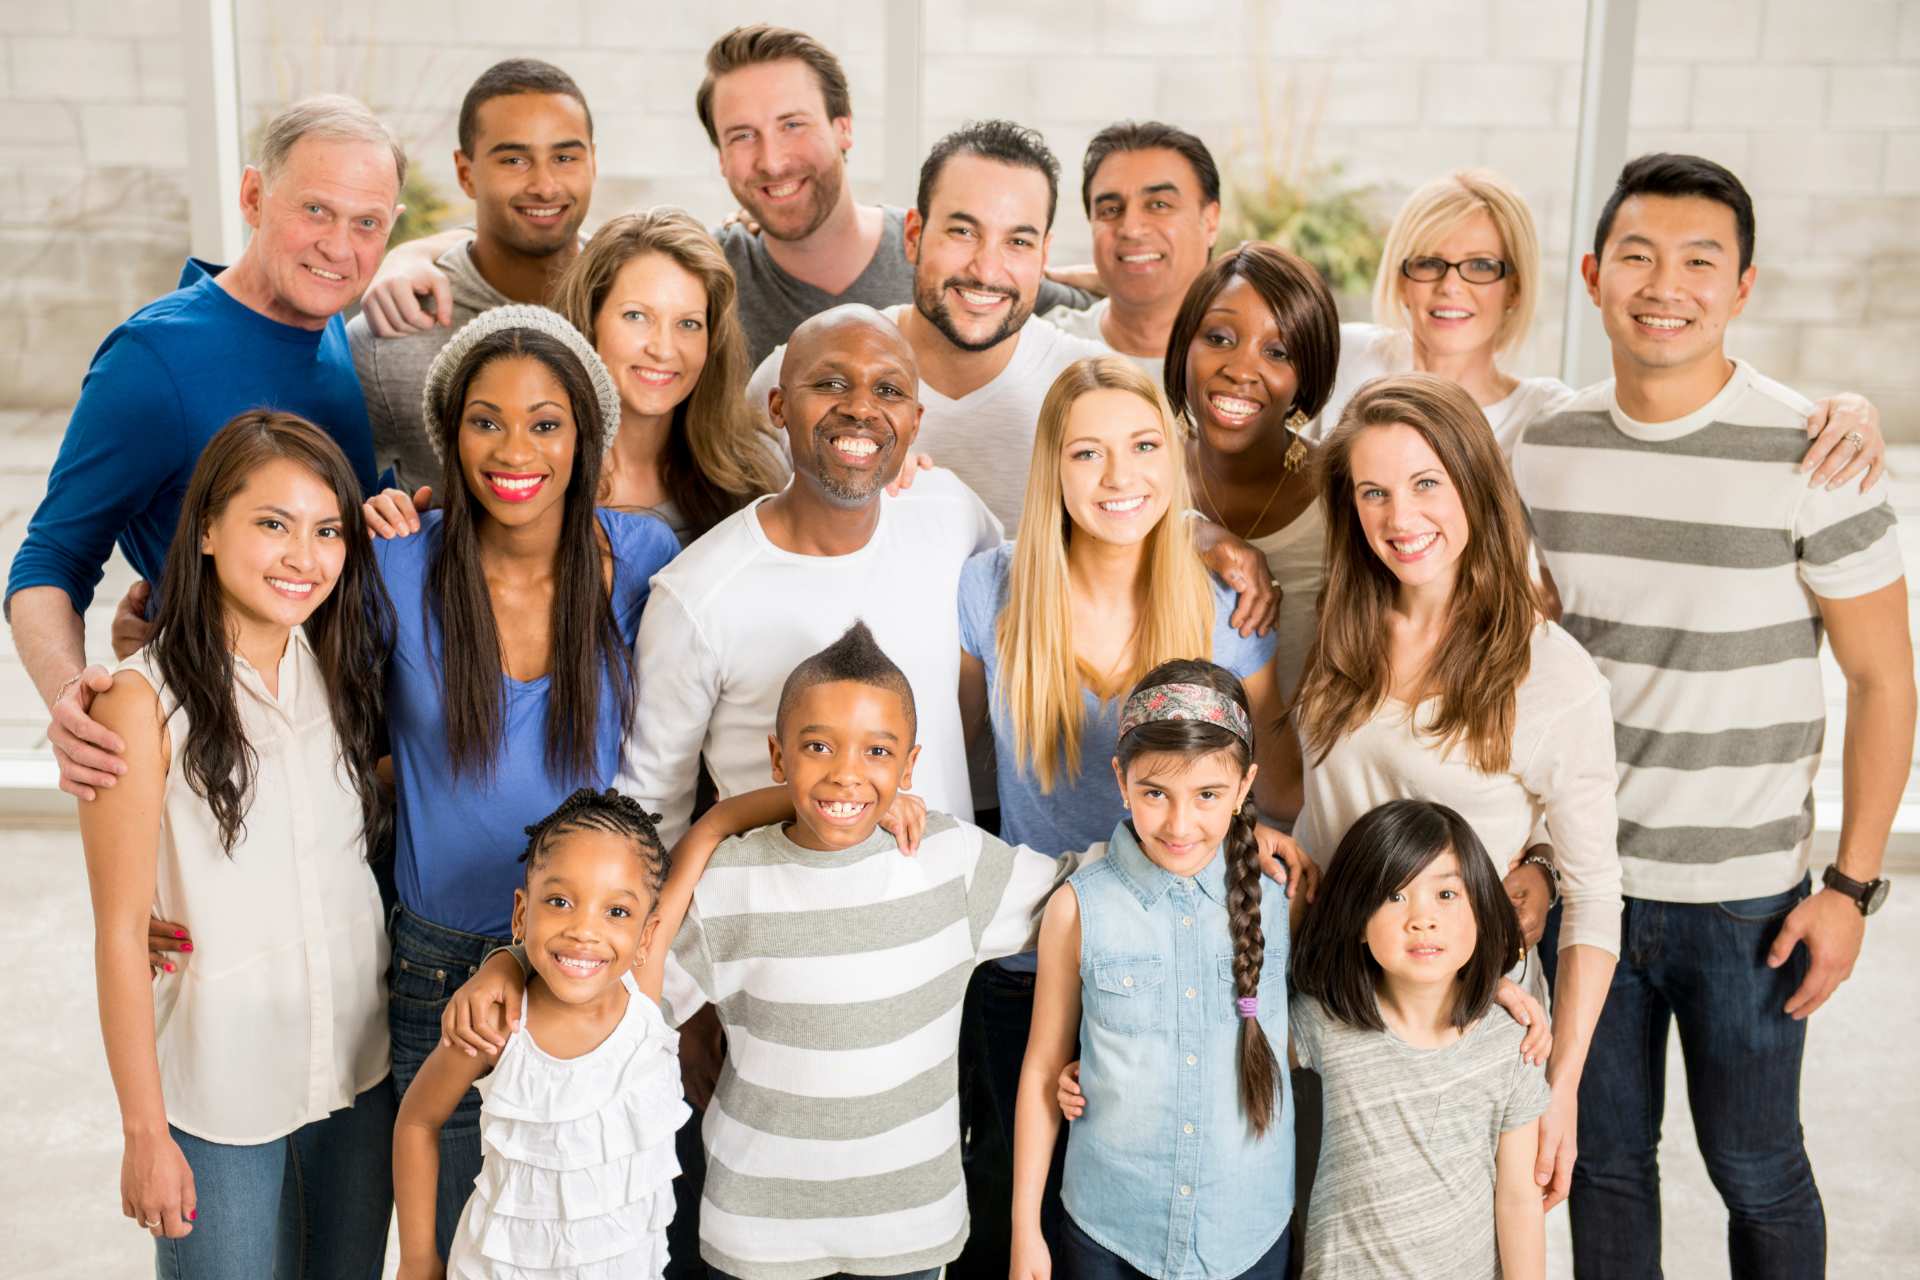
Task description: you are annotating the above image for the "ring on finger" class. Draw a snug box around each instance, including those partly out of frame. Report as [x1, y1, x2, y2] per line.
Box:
[1842, 430, 1865, 447]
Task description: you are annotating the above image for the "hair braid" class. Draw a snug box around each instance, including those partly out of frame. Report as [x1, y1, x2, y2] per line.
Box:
[520, 787, 671, 898]
[1225, 801, 1280, 1137]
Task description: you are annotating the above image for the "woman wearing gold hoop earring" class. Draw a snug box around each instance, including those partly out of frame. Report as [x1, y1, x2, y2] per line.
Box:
[1164, 241, 1343, 748]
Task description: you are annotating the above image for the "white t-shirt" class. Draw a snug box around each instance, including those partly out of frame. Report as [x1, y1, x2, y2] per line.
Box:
[1296, 622, 1623, 958]
[1249, 498, 1326, 704]
[620, 466, 1004, 844]
[1039, 297, 1165, 386]
[1310, 323, 1570, 459]
[747, 308, 1111, 533]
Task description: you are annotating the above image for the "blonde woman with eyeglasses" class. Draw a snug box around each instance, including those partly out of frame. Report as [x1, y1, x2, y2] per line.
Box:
[1313, 168, 1886, 484]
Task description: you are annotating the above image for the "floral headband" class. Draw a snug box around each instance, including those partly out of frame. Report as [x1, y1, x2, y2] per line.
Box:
[1117, 683, 1253, 746]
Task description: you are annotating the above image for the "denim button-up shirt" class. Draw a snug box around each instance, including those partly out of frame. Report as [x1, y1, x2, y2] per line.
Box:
[1062, 822, 1293, 1279]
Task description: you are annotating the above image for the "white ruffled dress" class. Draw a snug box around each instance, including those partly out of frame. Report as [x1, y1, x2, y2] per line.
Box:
[448, 972, 691, 1279]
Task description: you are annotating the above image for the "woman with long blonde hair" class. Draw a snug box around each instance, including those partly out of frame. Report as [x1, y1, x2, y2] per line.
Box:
[1287, 371, 1621, 1211]
[957, 353, 1289, 1242]
[554, 206, 786, 543]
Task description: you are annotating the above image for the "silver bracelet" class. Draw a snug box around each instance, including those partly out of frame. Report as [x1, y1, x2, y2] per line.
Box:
[53, 672, 86, 705]
[1519, 851, 1561, 908]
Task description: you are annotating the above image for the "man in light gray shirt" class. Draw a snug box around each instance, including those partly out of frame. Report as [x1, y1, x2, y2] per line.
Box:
[348, 59, 595, 494]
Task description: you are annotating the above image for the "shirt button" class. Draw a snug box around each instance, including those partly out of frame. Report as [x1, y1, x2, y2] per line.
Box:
[1123, 976, 1134, 987]
[1186, 1054, 1197, 1065]
[1180, 1185, 1191, 1196]
[1185, 988, 1196, 998]
[1182, 916, 1192, 926]
[1184, 1123, 1194, 1134]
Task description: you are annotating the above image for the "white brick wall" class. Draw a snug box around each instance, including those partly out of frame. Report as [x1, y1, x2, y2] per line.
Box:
[0, 0, 1915, 438]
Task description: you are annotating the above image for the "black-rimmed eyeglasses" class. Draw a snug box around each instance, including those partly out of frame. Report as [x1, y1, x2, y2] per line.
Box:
[1400, 256, 1510, 284]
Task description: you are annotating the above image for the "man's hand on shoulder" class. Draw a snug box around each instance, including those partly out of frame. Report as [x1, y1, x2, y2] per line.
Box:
[110, 580, 153, 662]
[50, 663, 126, 800]
[1802, 393, 1885, 494]
[359, 229, 470, 338]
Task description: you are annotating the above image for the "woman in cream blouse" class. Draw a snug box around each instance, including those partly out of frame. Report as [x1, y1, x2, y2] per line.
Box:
[80, 412, 396, 1274]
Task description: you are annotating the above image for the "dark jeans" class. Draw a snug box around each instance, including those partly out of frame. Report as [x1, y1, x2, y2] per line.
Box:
[664, 1105, 707, 1280]
[156, 1078, 395, 1280]
[386, 904, 514, 1261]
[1064, 1215, 1290, 1280]
[979, 959, 1071, 1251]
[1570, 878, 1825, 1280]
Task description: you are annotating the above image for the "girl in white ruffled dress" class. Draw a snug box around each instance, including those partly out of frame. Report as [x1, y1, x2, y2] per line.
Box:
[394, 787, 703, 1280]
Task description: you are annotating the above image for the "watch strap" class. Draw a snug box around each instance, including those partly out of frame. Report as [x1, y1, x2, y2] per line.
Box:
[1822, 863, 1886, 916]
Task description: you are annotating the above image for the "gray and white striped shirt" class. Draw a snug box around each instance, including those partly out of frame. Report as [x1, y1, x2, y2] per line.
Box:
[1512, 361, 1902, 903]
[661, 814, 1083, 1279]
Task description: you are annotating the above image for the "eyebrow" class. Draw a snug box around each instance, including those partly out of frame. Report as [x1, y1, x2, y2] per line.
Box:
[798, 723, 900, 742]
[485, 139, 587, 156]
[944, 209, 1041, 238]
[252, 504, 338, 521]
[1065, 427, 1161, 448]
[1617, 231, 1725, 252]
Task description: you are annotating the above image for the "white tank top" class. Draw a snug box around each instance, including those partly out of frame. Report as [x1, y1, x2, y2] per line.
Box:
[120, 630, 389, 1143]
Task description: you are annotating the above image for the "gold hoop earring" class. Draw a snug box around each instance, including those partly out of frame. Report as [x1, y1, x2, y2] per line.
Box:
[1283, 409, 1310, 472]
[1233, 803, 1243, 816]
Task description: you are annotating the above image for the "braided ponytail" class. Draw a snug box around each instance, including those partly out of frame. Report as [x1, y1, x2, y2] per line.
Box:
[1117, 658, 1283, 1138]
[1224, 799, 1280, 1136]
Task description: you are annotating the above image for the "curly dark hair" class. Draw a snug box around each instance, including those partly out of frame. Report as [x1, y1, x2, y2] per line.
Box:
[520, 787, 670, 900]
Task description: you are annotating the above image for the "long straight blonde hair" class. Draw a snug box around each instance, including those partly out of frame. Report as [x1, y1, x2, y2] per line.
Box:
[996, 357, 1216, 792]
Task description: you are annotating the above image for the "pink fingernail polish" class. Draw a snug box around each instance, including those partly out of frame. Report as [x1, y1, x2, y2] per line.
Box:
[174, 930, 186, 938]
[188, 1211, 195, 1221]
[179, 942, 192, 952]
[165, 964, 174, 973]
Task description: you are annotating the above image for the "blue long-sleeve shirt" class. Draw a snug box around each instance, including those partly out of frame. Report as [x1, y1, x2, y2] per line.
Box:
[6, 258, 378, 615]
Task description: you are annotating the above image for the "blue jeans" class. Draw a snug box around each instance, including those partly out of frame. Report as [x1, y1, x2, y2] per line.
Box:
[709, 1270, 938, 1280]
[387, 904, 514, 1260]
[155, 1078, 395, 1280]
[1063, 1215, 1289, 1280]
[1570, 879, 1825, 1279]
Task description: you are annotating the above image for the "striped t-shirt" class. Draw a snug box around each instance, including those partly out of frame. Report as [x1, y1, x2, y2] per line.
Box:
[1512, 360, 1903, 903]
[660, 813, 1083, 1279]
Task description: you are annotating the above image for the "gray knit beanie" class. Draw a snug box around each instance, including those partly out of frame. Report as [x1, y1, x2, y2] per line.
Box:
[419, 303, 623, 464]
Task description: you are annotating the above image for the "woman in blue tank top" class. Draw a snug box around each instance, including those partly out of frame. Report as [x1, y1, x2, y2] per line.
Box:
[365, 304, 679, 1258]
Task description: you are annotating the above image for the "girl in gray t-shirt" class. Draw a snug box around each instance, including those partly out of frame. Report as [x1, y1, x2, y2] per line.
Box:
[1289, 799, 1551, 1280]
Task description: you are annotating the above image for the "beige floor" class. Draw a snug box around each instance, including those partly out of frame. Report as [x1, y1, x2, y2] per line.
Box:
[4, 825, 1917, 1279]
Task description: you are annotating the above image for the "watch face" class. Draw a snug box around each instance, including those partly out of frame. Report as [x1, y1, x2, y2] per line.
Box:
[1865, 879, 1891, 915]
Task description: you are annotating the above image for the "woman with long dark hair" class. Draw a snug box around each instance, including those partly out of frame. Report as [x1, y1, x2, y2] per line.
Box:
[1287, 372, 1621, 1207]
[372, 304, 680, 1258]
[79, 411, 397, 1274]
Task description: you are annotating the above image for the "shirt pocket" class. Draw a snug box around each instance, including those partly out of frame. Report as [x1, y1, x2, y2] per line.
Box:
[1089, 957, 1166, 1036]
[1215, 949, 1286, 1024]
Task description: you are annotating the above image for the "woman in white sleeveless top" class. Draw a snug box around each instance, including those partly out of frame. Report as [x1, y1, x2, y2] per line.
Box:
[80, 412, 397, 1277]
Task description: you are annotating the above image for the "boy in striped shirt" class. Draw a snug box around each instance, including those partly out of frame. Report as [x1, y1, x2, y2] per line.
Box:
[659, 622, 1085, 1280]
[1513, 153, 1913, 1279]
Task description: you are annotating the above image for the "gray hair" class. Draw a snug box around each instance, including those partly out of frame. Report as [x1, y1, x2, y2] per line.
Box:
[255, 94, 407, 191]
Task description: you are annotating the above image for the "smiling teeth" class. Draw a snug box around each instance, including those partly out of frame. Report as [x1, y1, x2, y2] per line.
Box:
[1637, 316, 1687, 329]
[765, 180, 803, 198]
[490, 475, 541, 491]
[1431, 309, 1470, 319]
[307, 266, 343, 281]
[1210, 394, 1260, 419]
[1099, 496, 1145, 512]
[521, 207, 562, 217]
[267, 577, 313, 594]
[823, 800, 868, 817]
[1393, 532, 1438, 553]
[835, 438, 878, 456]
[957, 288, 1007, 306]
[556, 955, 604, 974]
[1120, 252, 1163, 263]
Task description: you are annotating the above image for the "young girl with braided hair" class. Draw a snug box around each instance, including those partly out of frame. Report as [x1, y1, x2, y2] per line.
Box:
[1012, 659, 1296, 1280]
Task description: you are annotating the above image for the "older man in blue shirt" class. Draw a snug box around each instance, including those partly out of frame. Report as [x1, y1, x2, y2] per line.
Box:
[6, 94, 404, 798]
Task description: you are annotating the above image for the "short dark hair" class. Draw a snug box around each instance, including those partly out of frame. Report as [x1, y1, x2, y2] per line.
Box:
[1163, 241, 1342, 423]
[1594, 152, 1755, 274]
[696, 24, 853, 148]
[520, 787, 670, 901]
[776, 621, 917, 741]
[457, 59, 593, 158]
[918, 120, 1061, 231]
[1291, 799, 1523, 1034]
[1081, 120, 1221, 216]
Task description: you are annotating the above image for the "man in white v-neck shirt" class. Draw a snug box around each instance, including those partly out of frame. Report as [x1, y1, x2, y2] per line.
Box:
[624, 304, 1001, 846]
[748, 121, 1109, 534]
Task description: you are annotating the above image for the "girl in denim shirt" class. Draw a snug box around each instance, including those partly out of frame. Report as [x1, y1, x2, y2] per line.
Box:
[1012, 660, 1296, 1280]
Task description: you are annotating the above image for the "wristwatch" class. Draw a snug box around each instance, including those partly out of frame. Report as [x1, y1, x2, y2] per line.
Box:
[1821, 863, 1891, 916]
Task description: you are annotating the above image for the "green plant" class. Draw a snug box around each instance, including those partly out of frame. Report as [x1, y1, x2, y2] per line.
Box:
[390, 168, 451, 247]
[1219, 0, 1386, 295]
